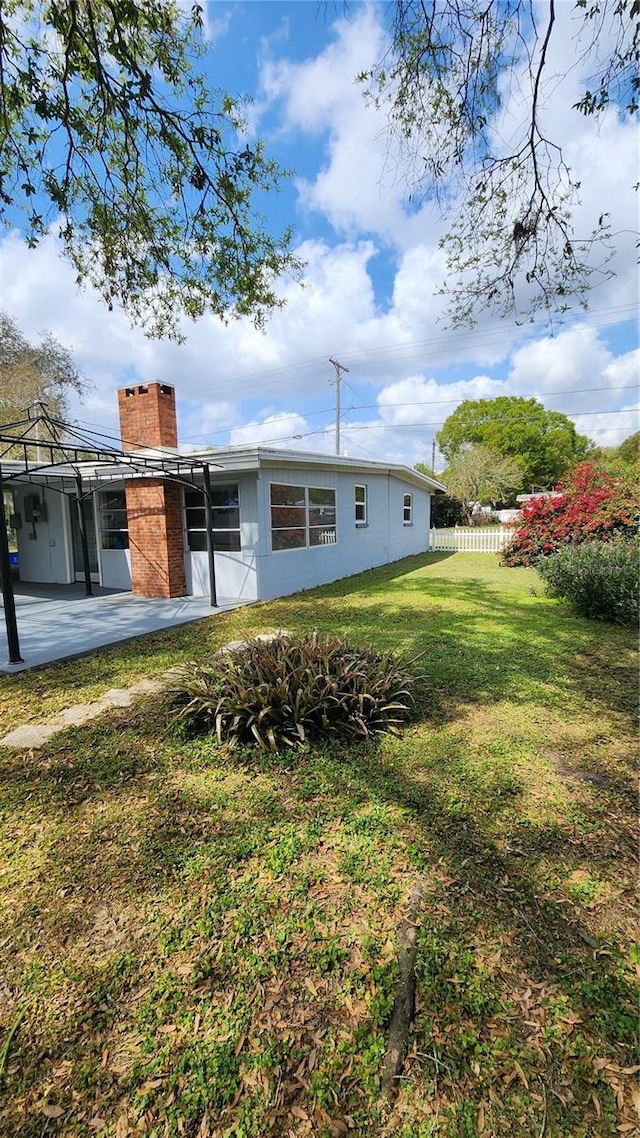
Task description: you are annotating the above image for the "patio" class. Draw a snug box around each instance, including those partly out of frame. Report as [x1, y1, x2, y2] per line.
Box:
[0, 582, 245, 673]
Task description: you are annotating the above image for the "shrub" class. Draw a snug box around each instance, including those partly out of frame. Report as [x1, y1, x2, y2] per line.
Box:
[536, 537, 639, 627]
[502, 462, 638, 567]
[431, 493, 465, 528]
[169, 631, 419, 750]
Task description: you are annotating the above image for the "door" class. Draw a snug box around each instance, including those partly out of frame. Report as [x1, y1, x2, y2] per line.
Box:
[70, 496, 99, 581]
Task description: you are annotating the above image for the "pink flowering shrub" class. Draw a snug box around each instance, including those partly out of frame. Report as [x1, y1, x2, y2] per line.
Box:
[501, 463, 638, 568]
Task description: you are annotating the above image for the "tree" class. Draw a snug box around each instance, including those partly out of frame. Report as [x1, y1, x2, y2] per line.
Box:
[362, 1, 639, 326]
[0, 1, 300, 340]
[415, 461, 465, 526]
[589, 430, 639, 476]
[0, 311, 86, 429]
[440, 444, 522, 522]
[501, 461, 638, 565]
[436, 397, 590, 491]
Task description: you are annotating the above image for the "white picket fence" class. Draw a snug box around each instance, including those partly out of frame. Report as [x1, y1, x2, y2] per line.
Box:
[429, 527, 512, 553]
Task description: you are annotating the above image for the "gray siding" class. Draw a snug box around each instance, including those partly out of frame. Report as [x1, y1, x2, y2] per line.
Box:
[185, 474, 259, 603]
[255, 468, 431, 601]
[100, 549, 132, 590]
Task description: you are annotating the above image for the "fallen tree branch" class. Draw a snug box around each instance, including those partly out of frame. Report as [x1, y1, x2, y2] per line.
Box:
[381, 881, 426, 1099]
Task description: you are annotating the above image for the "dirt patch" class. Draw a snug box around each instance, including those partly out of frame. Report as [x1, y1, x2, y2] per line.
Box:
[545, 750, 617, 789]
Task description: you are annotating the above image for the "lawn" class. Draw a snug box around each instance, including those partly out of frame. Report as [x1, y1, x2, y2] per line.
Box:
[0, 553, 637, 1138]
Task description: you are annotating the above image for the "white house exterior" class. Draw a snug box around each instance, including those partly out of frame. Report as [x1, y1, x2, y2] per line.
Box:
[2, 384, 445, 605]
[183, 447, 442, 603]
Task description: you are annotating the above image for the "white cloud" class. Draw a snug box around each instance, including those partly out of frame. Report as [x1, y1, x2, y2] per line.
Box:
[176, 1, 232, 45]
[258, 7, 418, 244]
[376, 374, 506, 427]
[0, 4, 636, 468]
[509, 326, 612, 408]
[229, 411, 310, 449]
[508, 326, 640, 437]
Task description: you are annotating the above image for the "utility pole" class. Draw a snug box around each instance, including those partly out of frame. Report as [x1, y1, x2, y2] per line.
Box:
[329, 357, 349, 456]
[431, 438, 436, 474]
[32, 399, 47, 464]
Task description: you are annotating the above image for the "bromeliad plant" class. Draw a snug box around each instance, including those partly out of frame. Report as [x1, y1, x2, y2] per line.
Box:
[170, 631, 420, 750]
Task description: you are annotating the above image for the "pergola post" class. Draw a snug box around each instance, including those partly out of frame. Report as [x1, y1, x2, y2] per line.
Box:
[75, 474, 94, 597]
[0, 465, 23, 664]
[202, 463, 218, 608]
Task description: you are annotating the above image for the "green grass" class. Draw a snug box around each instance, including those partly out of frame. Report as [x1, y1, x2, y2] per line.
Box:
[0, 553, 637, 1138]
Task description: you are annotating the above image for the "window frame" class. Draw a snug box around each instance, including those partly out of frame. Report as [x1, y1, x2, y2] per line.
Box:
[403, 492, 413, 526]
[98, 489, 129, 550]
[184, 483, 241, 553]
[270, 482, 337, 552]
[354, 483, 367, 526]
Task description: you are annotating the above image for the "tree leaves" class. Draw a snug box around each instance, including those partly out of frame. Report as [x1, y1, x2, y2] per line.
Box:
[362, 0, 637, 326]
[436, 396, 591, 491]
[0, 311, 87, 431]
[0, 1, 301, 339]
[441, 445, 523, 519]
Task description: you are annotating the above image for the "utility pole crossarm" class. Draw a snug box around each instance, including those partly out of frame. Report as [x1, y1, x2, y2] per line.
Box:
[329, 357, 349, 457]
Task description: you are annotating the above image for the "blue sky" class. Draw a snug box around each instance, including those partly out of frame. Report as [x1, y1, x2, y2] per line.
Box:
[1, 1, 638, 471]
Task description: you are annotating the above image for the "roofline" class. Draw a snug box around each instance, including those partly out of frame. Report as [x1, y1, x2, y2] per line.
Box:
[183, 444, 447, 493]
[0, 444, 447, 493]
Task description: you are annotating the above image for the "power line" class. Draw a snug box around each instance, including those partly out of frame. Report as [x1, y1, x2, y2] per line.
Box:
[338, 407, 637, 433]
[173, 383, 638, 442]
[149, 301, 639, 405]
[72, 381, 636, 446]
[329, 357, 349, 455]
[338, 383, 638, 418]
[165, 405, 637, 452]
[69, 397, 636, 457]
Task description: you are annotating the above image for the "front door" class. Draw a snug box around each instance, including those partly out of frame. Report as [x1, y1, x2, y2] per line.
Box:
[71, 497, 99, 581]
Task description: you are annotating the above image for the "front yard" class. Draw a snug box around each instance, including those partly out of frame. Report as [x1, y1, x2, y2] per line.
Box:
[0, 553, 637, 1138]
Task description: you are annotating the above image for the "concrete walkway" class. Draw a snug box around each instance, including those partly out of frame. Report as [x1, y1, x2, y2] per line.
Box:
[0, 632, 287, 750]
[0, 583, 245, 673]
[0, 676, 169, 748]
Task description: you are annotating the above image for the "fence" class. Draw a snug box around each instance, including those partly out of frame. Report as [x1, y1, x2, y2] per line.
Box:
[429, 527, 512, 553]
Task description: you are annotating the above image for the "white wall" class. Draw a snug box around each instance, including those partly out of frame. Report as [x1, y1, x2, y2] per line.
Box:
[184, 475, 259, 603]
[254, 468, 432, 602]
[9, 469, 432, 601]
[13, 486, 73, 584]
[100, 549, 132, 590]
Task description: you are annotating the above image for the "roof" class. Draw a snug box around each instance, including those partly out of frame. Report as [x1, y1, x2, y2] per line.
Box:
[1, 442, 446, 495]
[515, 491, 562, 502]
[180, 444, 447, 493]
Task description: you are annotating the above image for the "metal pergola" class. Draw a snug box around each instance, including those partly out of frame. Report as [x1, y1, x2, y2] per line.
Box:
[0, 407, 223, 665]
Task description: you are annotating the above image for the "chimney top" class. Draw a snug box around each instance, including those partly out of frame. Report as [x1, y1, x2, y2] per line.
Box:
[117, 382, 178, 452]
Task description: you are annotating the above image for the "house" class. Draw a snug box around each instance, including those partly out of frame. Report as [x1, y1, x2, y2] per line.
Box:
[2, 382, 445, 605]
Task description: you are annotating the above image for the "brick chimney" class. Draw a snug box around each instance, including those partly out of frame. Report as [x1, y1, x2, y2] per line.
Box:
[116, 382, 186, 599]
[117, 382, 178, 452]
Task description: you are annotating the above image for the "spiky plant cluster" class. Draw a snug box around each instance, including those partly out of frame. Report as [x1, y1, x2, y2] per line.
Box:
[170, 631, 418, 751]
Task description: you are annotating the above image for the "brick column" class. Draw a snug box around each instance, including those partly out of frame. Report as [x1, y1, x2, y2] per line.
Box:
[116, 382, 186, 598]
[125, 479, 186, 598]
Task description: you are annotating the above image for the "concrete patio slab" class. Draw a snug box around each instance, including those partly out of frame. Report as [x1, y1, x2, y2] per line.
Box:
[0, 583, 246, 672]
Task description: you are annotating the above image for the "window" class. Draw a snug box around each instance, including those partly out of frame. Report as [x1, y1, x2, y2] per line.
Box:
[185, 485, 241, 552]
[99, 490, 129, 549]
[355, 484, 367, 525]
[271, 483, 336, 551]
[403, 493, 413, 525]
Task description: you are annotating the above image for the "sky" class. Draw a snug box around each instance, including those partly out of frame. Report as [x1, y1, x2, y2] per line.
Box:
[1, 0, 638, 474]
